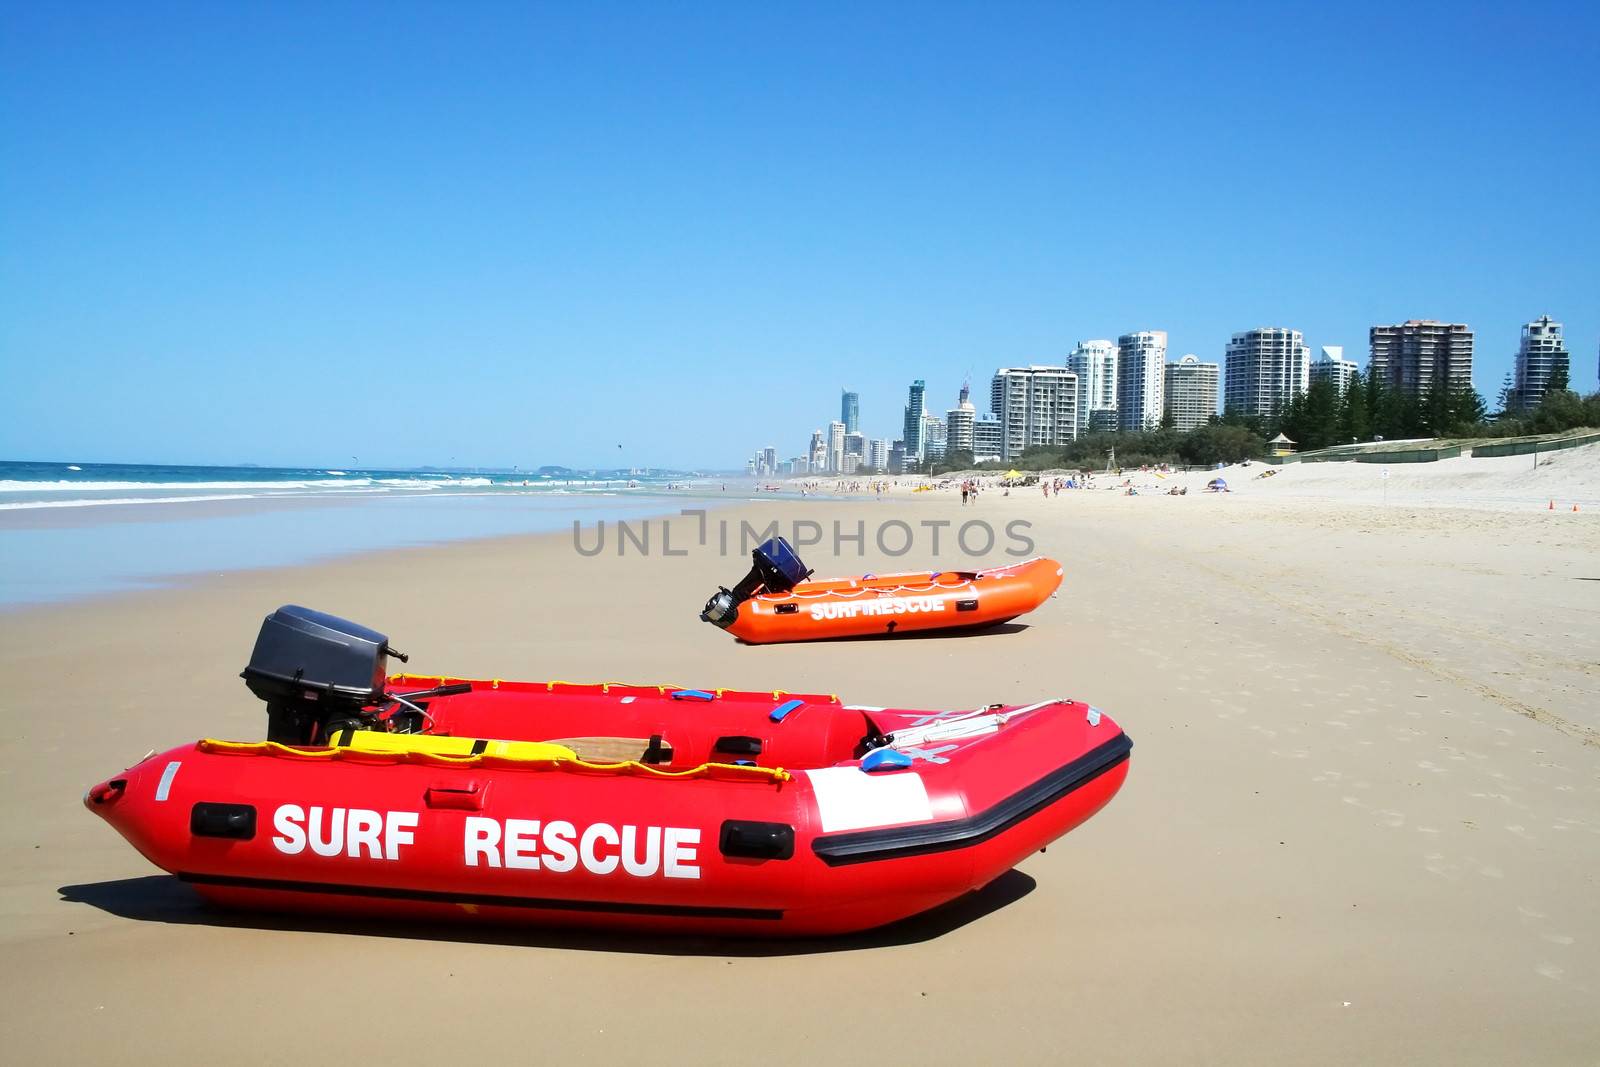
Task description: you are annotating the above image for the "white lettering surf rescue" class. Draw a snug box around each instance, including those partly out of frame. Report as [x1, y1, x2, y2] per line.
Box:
[270, 805, 700, 879]
[807, 596, 947, 621]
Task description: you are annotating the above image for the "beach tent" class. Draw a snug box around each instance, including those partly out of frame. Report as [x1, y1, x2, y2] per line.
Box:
[1207, 477, 1229, 491]
[1005, 469, 1023, 479]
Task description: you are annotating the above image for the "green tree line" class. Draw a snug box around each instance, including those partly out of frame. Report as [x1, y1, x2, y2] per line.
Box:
[928, 370, 1599, 474]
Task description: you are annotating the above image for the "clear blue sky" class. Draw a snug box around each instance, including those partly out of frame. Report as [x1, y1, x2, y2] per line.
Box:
[3, 2, 1597, 470]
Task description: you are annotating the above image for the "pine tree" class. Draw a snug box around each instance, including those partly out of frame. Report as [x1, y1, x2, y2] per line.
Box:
[1365, 371, 1390, 439]
[1299, 378, 1341, 450]
[1451, 387, 1486, 432]
[1496, 371, 1517, 415]
[1424, 384, 1453, 435]
[1341, 371, 1370, 443]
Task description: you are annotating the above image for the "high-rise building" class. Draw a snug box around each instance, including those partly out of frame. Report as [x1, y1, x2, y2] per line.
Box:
[902, 380, 927, 462]
[1163, 355, 1220, 432]
[972, 414, 1002, 462]
[922, 411, 948, 461]
[843, 432, 865, 461]
[840, 390, 860, 435]
[1116, 331, 1167, 431]
[1511, 315, 1569, 413]
[1369, 320, 1473, 398]
[1068, 340, 1118, 433]
[887, 440, 907, 475]
[991, 366, 1080, 461]
[946, 380, 976, 455]
[760, 446, 778, 474]
[1309, 345, 1358, 396]
[827, 421, 846, 474]
[808, 429, 826, 473]
[1224, 327, 1311, 417]
[866, 438, 889, 471]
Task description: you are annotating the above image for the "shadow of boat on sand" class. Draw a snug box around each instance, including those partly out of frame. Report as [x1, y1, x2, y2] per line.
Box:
[59, 868, 1037, 957]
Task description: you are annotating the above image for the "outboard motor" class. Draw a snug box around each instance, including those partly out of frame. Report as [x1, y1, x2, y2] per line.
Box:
[700, 536, 813, 629]
[241, 605, 408, 743]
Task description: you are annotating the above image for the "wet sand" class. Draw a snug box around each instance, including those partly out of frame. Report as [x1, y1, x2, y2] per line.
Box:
[2, 486, 1597, 1064]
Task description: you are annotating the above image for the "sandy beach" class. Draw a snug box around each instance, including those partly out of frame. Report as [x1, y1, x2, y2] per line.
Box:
[3, 459, 1598, 1064]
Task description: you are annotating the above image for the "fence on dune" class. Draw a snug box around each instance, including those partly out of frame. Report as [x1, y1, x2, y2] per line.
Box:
[1468, 431, 1600, 459]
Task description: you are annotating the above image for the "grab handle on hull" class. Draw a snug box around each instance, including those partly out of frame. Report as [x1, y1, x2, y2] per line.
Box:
[769, 699, 805, 723]
[426, 781, 486, 810]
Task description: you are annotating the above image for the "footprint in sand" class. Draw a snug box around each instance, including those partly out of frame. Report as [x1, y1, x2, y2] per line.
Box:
[1424, 854, 1460, 880]
[1536, 963, 1564, 981]
[1541, 933, 1575, 945]
[1376, 810, 1406, 829]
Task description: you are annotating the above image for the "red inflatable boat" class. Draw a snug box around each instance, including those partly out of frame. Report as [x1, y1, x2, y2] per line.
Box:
[86, 607, 1130, 937]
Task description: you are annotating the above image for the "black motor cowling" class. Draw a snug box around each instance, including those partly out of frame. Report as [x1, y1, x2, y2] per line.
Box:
[241, 605, 407, 743]
[700, 537, 812, 629]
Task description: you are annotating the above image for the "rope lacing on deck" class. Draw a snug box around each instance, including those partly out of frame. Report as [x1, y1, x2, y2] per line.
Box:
[195, 739, 791, 784]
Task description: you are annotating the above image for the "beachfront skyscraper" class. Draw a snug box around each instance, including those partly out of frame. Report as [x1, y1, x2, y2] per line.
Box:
[826, 421, 845, 474]
[1067, 340, 1118, 433]
[866, 438, 889, 471]
[843, 432, 865, 463]
[972, 414, 1002, 462]
[991, 366, 1080, 461]
[1368, 320, 1473, 398]
[1309, 345, 1358, 396]
[1224, 327, 1311, 418]
[922, 412, 948, 461]
[1163, 355, 1219, 432]
[840, 390, 860, 435]
[903, 379, 927, 462]
[808, 429, 826, 473]
[946, 380, 976, 455]
[1511, 315, 1569, 413]
[1116, 331, 1166, 432]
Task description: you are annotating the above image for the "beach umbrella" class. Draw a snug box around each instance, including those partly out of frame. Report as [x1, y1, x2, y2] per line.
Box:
[1005, 469, 1022, 479]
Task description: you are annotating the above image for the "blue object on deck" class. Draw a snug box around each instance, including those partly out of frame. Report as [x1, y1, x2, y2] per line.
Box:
[769, 699, 805, 723]
[860, 748, 914, 773]
[669, 689, 715, 702]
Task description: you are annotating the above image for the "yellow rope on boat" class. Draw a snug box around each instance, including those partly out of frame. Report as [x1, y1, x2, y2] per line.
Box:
[196, 738, 791, 783]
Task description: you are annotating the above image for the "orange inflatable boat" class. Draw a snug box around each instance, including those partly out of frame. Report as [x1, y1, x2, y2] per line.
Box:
[701, 538, 1061, 644]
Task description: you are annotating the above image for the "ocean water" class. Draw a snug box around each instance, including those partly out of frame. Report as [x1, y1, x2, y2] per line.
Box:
[0, 459, 687, 510]
[0, 460, 732, 607]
